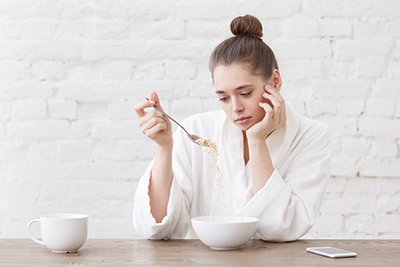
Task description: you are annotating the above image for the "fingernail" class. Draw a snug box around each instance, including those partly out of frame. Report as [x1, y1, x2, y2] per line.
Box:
[266, 85, 273, 89]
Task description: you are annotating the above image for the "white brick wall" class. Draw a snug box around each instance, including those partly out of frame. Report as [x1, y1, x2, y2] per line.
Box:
[0, 0, 399, 239]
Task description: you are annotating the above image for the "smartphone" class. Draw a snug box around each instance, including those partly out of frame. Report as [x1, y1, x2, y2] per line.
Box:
[306, 247, 357, 258]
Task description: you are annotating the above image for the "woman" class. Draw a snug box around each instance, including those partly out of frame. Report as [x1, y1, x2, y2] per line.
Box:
[133, 15, 331, 242]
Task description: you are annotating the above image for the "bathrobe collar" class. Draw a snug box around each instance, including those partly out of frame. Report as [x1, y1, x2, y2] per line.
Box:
[219, 101, 300, 206]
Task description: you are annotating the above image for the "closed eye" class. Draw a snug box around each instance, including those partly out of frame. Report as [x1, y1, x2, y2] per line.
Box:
[240, 92, 252, 96]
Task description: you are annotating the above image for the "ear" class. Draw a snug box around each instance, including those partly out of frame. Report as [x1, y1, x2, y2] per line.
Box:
[272, 69, 282, 92]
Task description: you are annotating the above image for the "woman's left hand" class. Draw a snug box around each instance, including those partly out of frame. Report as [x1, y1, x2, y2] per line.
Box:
[246, 85, 287, 141]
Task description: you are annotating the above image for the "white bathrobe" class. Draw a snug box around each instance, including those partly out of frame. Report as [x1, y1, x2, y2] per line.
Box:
[133, 102, 331, 242]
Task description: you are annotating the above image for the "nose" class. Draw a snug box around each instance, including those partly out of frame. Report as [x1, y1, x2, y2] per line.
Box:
[232, 97, 244, 113]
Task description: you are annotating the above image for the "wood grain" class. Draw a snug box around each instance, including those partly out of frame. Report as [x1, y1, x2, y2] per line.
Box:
[1, 239, 399, 266]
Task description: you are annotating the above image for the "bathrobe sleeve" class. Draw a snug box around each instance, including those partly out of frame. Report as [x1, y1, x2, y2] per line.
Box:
[133, 128, 194, 240]
[236, 121, 332, 242]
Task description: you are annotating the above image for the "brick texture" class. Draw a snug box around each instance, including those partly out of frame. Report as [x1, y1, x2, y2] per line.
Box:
[0, 0, 399, 239]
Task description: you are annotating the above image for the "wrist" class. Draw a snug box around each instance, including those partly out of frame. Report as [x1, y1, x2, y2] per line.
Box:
[156, 140, 173, 154]
[247, 135, 267, 147]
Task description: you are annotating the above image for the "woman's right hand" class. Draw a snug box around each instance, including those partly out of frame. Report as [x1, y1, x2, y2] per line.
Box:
[134, 91, 173, 147]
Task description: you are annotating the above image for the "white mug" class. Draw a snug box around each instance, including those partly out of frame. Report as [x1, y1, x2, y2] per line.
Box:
[27, 213, 88, 253]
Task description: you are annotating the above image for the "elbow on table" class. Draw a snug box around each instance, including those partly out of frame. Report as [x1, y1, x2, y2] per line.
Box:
[256, 221, 313, 243]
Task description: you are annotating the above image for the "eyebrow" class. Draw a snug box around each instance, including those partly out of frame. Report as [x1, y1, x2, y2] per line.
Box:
[215, 84, 254, 94]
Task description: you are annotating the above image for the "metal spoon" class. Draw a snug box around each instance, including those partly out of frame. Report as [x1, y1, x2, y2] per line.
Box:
[146, 98, 205, 146]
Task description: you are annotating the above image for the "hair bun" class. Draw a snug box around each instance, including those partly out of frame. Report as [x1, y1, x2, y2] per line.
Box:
[230, 14, 263, 38]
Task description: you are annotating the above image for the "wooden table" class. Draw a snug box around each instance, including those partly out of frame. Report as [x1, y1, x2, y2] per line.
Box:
[1, 239, 399, 266]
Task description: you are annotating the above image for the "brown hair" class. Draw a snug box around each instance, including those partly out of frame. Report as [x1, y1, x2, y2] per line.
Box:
[209, 15, 278, 82]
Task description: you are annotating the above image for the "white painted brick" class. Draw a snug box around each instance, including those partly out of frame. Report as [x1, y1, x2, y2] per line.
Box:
[335, 39, 393, 59]
[321, 195, 378, 214]
[379, 174, 400, 193]
[1, 81, 54, 100]
[337, 98, 364, 116]
[304, 214, 344, 238]
[344, 214, 376, 236]
[68, 61, 132, 81]
[20, 41, 83, 60]
[185, 20, 227, 40]
[57, 139, 93, 162]
[394, 40, 400, 60]
[371, 79, 400, 99]
[365, 97, 396, 117]
[356, 58, 386, 78]
[320, 18, 352, 37]
[154, 19, 186, 40]
[345, 178, 377, 195]
[49, 99, 77, 119]
[119, 140, 157, 161]
[378, 194, 400, 213]
[1, 0, 400, 240]
[11, 99, 47, 119]
[76, 103, 108, 119]
[90, 19, 130, 41]
[359, 159, 400, 178]
[311, 80, 370, 98]
[176, 1, 239, 20]
[359, 116, 400, 139]
[34, 60, 67, 81]
[371, 140, 398, 158]
[330, 61, 356, 79]
[18, 18, 58, 40]
[0, 124, 6, 139]
[279, 59, 327, 82]
[330, 155, 358, 177]
[91, 120, 141, 139]
[0, 102, 11, 121]
[132, 62, 164, 80]
[303, 0, 375, 17]
[282, 18, 319, 37]
[107, 101, 137, 120]
[0, 60, 34, 81]
[387, 61, 400, 79]
[0, 142, 29, 161]
[325, 177, 346, 194]
[55, 20, 92, 41]
[305, 98, 336, 117]
[352, 18, 386, 38]
[376, 214, 400, 234]
[238, 0, 301, 19]
[275, 39, 331, 59]
[171, 98, 204, 122]
[318, 116, 358, 138]
[26, 142, 58, 162]
[165, 59, 197, 79]
[7, 120, 89, 140]
[340, 137, 370, 160]
[188, 81, 215, 98]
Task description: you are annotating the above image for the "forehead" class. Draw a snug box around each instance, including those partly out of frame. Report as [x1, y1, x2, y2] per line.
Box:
[213, 64, 264, 90]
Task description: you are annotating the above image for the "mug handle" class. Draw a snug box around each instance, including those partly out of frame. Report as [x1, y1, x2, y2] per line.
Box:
[27, 219, 44, 245]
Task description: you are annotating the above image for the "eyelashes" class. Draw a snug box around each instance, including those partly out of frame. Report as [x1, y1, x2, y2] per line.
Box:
[218, 91, 252, 102]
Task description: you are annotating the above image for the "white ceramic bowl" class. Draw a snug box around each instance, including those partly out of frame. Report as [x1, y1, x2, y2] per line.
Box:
[191, 215, 259, 250]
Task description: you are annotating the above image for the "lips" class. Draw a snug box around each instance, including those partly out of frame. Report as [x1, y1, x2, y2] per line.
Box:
[234, 116, 251, 125]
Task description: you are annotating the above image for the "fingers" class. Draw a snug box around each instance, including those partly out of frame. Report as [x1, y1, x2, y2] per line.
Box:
[261, 85, 286, 124]
[149, 90, 163, 109]
[135, 90, 164, 118]
[134, 99, 154, 118]
[142, 116, 168, 139]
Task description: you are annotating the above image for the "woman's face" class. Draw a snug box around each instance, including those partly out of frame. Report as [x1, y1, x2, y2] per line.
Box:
[213, 63, 272, 132]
